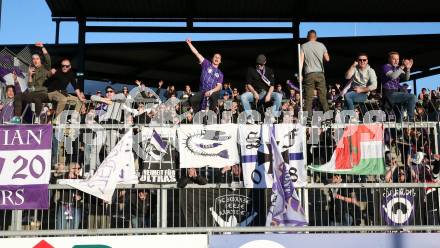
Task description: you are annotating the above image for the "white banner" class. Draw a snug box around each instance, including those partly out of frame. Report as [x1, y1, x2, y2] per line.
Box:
[240, 124, 307, 188]
[139, 127, 177, 183]
[178, 124, 239, 168]
[60, 129, 138, 202]
[140, 126, 176, 164]
[239, 124, 272, 188]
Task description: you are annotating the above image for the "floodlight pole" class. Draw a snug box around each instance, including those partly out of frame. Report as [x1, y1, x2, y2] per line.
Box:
[77, 18, 86, 91]
[292, 21, 302, 111]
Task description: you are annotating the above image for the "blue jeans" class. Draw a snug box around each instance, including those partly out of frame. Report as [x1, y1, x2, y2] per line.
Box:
[384, 90, 417, 120]
[331, 212, 353, 226]
[56, 204, 81, 229]
[240, 91, 282, 117]
[131, 215, 150, 228]
[344, 91, 367, 110]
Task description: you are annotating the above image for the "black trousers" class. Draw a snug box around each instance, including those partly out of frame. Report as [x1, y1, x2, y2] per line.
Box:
[14, 91, 48, 116]
[189, 91, 220, 112]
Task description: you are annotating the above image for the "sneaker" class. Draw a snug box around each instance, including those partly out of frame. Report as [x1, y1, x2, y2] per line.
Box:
[8, 116, 21, 124]
[34, 116, 40, 124]
[191, 176, 208, 185]
[177, 177, 191, 188]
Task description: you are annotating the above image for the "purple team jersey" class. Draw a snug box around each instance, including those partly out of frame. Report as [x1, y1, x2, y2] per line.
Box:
[200, 58, 223, 91]
[381, 64, 402, 90]
[199, 58, 223, 109]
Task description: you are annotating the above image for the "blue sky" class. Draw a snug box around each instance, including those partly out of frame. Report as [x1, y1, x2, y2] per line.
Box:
[1, 0, 439, 93]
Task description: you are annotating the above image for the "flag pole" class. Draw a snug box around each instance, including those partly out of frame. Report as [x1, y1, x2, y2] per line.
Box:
[298, 43, 310, 223]
[298, 43, 302, 118]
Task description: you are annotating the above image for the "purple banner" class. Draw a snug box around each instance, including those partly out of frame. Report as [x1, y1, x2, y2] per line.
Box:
[0, 124, 52, 151]
[0, 184, 49, 209]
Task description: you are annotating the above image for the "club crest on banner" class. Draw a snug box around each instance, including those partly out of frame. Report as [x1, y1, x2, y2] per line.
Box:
[381, 188, 416, 225]
[210, 194, 257, 227]
[178, 124, 239, 168]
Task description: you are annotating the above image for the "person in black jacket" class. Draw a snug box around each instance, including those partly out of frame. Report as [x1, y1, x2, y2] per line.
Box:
[240, 54, 282, 123]
[46, 58, 85, 121]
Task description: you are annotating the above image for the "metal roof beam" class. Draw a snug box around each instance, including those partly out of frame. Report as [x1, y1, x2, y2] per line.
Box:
[85, 26, 293, 34]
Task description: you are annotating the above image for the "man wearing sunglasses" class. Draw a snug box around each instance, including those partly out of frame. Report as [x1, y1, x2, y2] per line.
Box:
[343, 53, 377, 111]
[46, 58, 85, 121]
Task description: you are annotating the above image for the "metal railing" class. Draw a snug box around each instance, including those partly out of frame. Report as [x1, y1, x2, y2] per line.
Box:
[1, 184, 439, 235]
[1, 95, 440, 237]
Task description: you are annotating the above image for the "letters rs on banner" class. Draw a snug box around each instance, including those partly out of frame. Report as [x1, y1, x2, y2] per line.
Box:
[0, 124, 52, 209]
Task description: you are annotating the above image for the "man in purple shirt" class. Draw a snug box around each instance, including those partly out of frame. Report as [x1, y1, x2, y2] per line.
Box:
[381, 51, 416, 121]
[186, 38, 223, 112]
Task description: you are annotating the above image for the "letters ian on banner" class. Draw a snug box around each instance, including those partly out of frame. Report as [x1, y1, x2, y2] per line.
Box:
[0, 125, 52, 209]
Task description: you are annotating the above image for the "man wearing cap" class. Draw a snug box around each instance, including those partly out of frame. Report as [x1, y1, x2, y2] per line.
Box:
[240, 54, 281, 122]
[186, 38, 223, 112]
[300, 30, 330, 119]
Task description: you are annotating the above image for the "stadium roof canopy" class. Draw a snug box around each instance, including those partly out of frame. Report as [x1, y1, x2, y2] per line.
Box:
[40, 0, 440, 90]
[46, 0, 440, 22]
[6, 34, 440, 90]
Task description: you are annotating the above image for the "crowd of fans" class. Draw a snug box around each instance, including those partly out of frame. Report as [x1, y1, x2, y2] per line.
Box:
[1, 30, 440, 230]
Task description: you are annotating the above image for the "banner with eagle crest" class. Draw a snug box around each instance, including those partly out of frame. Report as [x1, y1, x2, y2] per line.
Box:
[178, 124, 239, 168]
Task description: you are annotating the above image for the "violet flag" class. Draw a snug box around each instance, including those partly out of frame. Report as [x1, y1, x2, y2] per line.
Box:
[266, 126, 307, 227]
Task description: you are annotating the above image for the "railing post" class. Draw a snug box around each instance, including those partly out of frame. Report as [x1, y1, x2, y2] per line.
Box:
[10, 210, 22, 231]
[160, 188, 168, 228]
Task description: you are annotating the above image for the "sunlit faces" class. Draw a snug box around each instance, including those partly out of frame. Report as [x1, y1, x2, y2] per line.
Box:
[357, 55, 368, 69]
[212, 53, 222, 66]
[32, 54, 41, 67]
[61, 59, 71, 73]
[6, 87, 15, 99]
[389, 53, 400, 67]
